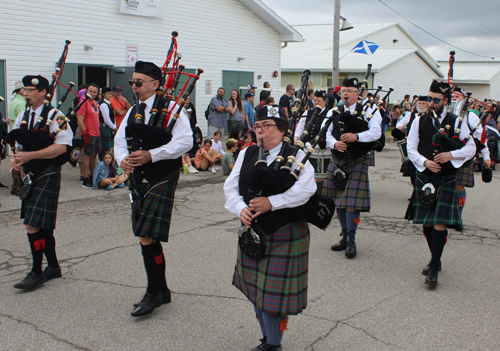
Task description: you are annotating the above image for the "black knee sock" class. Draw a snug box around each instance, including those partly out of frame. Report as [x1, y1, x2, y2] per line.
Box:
[158, 252, 169, 293]
[27, 231, 45, 274]
[42, 229, 59, 268]
[141, 241, 163, 296]
[430, 228, 447, 269]
[423, 226, 433, 251]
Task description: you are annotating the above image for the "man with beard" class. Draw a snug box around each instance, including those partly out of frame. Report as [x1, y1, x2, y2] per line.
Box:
[451, 87, 490, 231]
[207, 87, 231, 138]
[405, 80, 475, 286]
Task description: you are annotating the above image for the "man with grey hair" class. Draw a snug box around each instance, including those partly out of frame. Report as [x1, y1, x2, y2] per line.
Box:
[207, 87, 231, 138]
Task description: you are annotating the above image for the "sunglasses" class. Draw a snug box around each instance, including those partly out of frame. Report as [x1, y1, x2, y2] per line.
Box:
[128, 79, 155, 88]
[427, 96, 445, 104]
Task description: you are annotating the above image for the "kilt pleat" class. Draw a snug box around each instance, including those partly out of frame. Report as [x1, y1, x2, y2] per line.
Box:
[233, 220, 310, 316]
[100, 125, 114, 149]
[132, 180, 177, 242]
[21, 172, 61, 230]
[322, 154, 371, 212]
[369, 152, 375, 167]
[400, 161, 416, 178]
[405, 172, 461, 228]
[455, 163, 474, 188]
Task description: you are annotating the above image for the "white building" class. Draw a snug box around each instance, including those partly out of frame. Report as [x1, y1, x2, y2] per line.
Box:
[0, 0, 302, 132]
[281, 23, 443, 102]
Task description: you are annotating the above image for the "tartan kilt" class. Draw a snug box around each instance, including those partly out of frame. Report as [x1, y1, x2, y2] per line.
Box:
[369, 152, 375, 166]
[100, 124, 114, 149]
[404, 172, 461, 228]
[21, 172, 61, 230]
[132, 180, 177, 242]
[233, 220, 310, 317]
[322, 153, 371, 212]
[400, 161, 416, 178]
[455, 163, 474, 188]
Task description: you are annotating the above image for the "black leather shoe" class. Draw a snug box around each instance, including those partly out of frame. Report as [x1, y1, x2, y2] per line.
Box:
[455, 224, 464, 232]
[14, 271, 47, 290]
[258, 344, 281, 351]
[251, 336, 267, 351]
[131, 292, 162, 317]
[43, 266, 62, 280]
[345, 231, 357, 258]
[425, 268, 438, 286]
[133, 289, 171, 308]
[422, 261, 442, 275]
[331, 231, 347, 251]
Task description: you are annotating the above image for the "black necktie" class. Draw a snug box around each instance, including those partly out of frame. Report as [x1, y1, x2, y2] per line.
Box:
[263, 150, 270, 160]
[29, 111, 35, 130]
[138, 103, 147, 124]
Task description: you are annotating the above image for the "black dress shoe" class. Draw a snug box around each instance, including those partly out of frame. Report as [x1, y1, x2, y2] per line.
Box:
[133, 289, 171, 308]
[258, 344, 281, 351]
[14, 271, 47, 290]
[346, 241, 357, 258]
[455, 224, 464, 232]
[251, 336, 267, 351]
[422, 261, 442, 275]
[43, 266, 62, 280]
[331, 231, 347, 251]
[131, 292, 162, 317]
[425, 268, 438, 286]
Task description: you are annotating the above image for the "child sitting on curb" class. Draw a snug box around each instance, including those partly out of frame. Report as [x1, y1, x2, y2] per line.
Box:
[222, 140, 237, 175]
[194, 139, 223, 174]
[93, 152, 128, 190]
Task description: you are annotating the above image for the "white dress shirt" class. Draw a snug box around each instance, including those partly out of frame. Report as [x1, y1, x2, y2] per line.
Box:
[465, 111, 489, 161]
[224, 141, 316, 219]
[13, 104, 73, 149]
[99, 99, 117, 130]
[114, 94, 193, 165]
[407, 108, 476, 172]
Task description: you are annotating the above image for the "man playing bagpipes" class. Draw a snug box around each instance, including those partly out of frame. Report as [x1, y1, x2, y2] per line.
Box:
[405, 80, 475, 286]
[224, 105, 317, 351]
[322, 77, 382, 259]
[451, 86, 491, 231]
[8, 75, 73, 289]
[114, 61, 193, 317]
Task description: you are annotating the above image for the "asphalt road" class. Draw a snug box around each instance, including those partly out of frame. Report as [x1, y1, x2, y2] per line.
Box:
[0, 142, 499, 351]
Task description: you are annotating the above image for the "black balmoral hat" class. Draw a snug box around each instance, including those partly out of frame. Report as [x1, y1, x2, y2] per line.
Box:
[429, 80, 451, 97]
[256, 104, 288, 122]
[135, 61, 162, 81]
[341, 77, 359, 88]
[22, 75, 49, 92]
[314, 90, 327, 98]
[418, 95, 428, 102]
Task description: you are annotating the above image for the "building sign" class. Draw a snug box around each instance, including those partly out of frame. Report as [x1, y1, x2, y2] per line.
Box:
[205, 80, 212, 94]
[119, 0, 166, 17]
[126, 45, 138, 65]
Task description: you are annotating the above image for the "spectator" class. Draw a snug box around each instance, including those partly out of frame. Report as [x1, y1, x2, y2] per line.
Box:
[279, 84, 295, 118]
[257, 90, 271, 109]
[211, 130, 225, 156]
[184, 95, 197, 129]
[182, 153, 199, 174]
[326, 86, 335, 109]
[306, 88, 314, 109]
[410, 95, 418, 108]
[236, 139, 246, 151]
[227, 89, 244, 136]
[0, 110, 8, 189]
[194, 139, 222, 173]
[207, 87, 231, 138]
[228, 127, 242, 142]
[265, 96, 275, 106]
[390, 105, 400, 127]
[77, 83, 101, 189]
[222, 140, 237, 175]
[92, 151, 128, 190]
[399, 94, 411, 111]
[110, 85, 131, 129]
[247, 84, 257, 95]
[243, 92, 255, 134]
[244, 133, 256, 147]
[260, 81, 271, 102]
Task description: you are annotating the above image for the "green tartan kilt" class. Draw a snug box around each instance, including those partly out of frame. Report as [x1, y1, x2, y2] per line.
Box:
[100, 124, 114, 149]
[455, 163, 474, 188]
[233, 220, 310, 317]
[404, 172, 461, 228]
[322, 153, 371, 212]
[21, 172, 61, 230]
[400, 161, 416, 178]
[132, 180, 177, 242]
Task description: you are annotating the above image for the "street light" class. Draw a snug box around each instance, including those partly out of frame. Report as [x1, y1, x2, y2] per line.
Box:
[332, 0, 353, 87]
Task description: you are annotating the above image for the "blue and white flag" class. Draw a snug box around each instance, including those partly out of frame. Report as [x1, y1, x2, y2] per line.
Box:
[352, 40, 379, 55]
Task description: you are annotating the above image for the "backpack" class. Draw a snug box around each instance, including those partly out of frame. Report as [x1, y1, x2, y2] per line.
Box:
[204, 103, 211, 119]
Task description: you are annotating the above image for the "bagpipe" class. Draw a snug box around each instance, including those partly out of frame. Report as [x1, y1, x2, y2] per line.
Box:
[124, 31, 203, 183]
[357, 63, 372, 102]
[289, 69, 312, 138]
[5, 40, 75, 176]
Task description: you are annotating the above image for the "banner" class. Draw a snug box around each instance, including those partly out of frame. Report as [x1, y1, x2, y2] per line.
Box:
[119, 0, 166, 17]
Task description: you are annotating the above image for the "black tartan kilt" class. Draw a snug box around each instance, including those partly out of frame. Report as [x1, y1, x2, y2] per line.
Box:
[131, 179, 177, 242]
[21, 172, 61, 230]
[400, 161, 416, 178]
[456, 163, 474, 188]
[100, 124, 114, 149]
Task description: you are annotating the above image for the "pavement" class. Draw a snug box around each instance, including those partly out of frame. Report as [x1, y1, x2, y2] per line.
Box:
[0, 142, 499, 351]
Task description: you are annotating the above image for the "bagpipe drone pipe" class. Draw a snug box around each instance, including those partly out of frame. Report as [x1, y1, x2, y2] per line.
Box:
[247, 106, 339, 233]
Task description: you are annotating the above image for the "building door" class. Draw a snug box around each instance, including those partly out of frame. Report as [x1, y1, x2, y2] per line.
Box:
[0, 60, 6, 119]
[56, 63, 78, 116]
[222, 70, 254, 100]
[110, 66, 136, 104]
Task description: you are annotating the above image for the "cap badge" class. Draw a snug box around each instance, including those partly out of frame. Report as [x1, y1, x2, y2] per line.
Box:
[269, 108, 278, 116]
[439, 86, 448, 93]
[353, 79, 358, 85]
[31, 78, 39, 86]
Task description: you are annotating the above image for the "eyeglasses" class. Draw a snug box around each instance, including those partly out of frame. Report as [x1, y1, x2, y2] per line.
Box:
[252, 123, 278, 132]
[128, 79, 155, 88]
[23, 88, 36, 93]
[341, 89, 359, 94]
[427, 96, 445, 104]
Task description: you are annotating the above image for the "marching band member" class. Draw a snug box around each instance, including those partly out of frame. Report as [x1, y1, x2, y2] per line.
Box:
[322, 78, 382, 259]
[224, 105, 315, 351]
[9, 75, 73, 289]
[114, 61, 193, 317]
[405, 81, 475, 286]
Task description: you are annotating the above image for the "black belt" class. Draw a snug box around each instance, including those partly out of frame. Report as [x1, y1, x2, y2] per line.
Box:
[37, 165, 61, 178]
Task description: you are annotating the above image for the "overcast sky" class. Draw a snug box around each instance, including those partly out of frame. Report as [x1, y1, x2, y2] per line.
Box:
[262, 0, 500, 62]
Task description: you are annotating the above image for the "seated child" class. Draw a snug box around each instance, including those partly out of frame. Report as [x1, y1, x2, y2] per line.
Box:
[93, 151, 128, 190]
[211, 130, 225, 158]
[194, 139, 223, 173]
[222, 140, 237, 175]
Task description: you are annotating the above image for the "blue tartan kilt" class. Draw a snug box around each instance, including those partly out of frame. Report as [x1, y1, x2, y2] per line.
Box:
[369, 152, 375, 166]
[132, 180, 177, 242]
[100, 124, 114, 149]
[233, 220, 310, 317]
[405, 172, 461, 228]
[21, 172, 61, 230]
[456, 163, 474, 188]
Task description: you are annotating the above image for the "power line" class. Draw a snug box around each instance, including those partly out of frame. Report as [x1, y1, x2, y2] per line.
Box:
[378, 0, 497, 59]
[450, 0, 500, 35]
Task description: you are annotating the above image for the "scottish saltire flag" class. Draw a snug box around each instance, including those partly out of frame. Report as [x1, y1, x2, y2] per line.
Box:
[352, 40, 379, 55]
